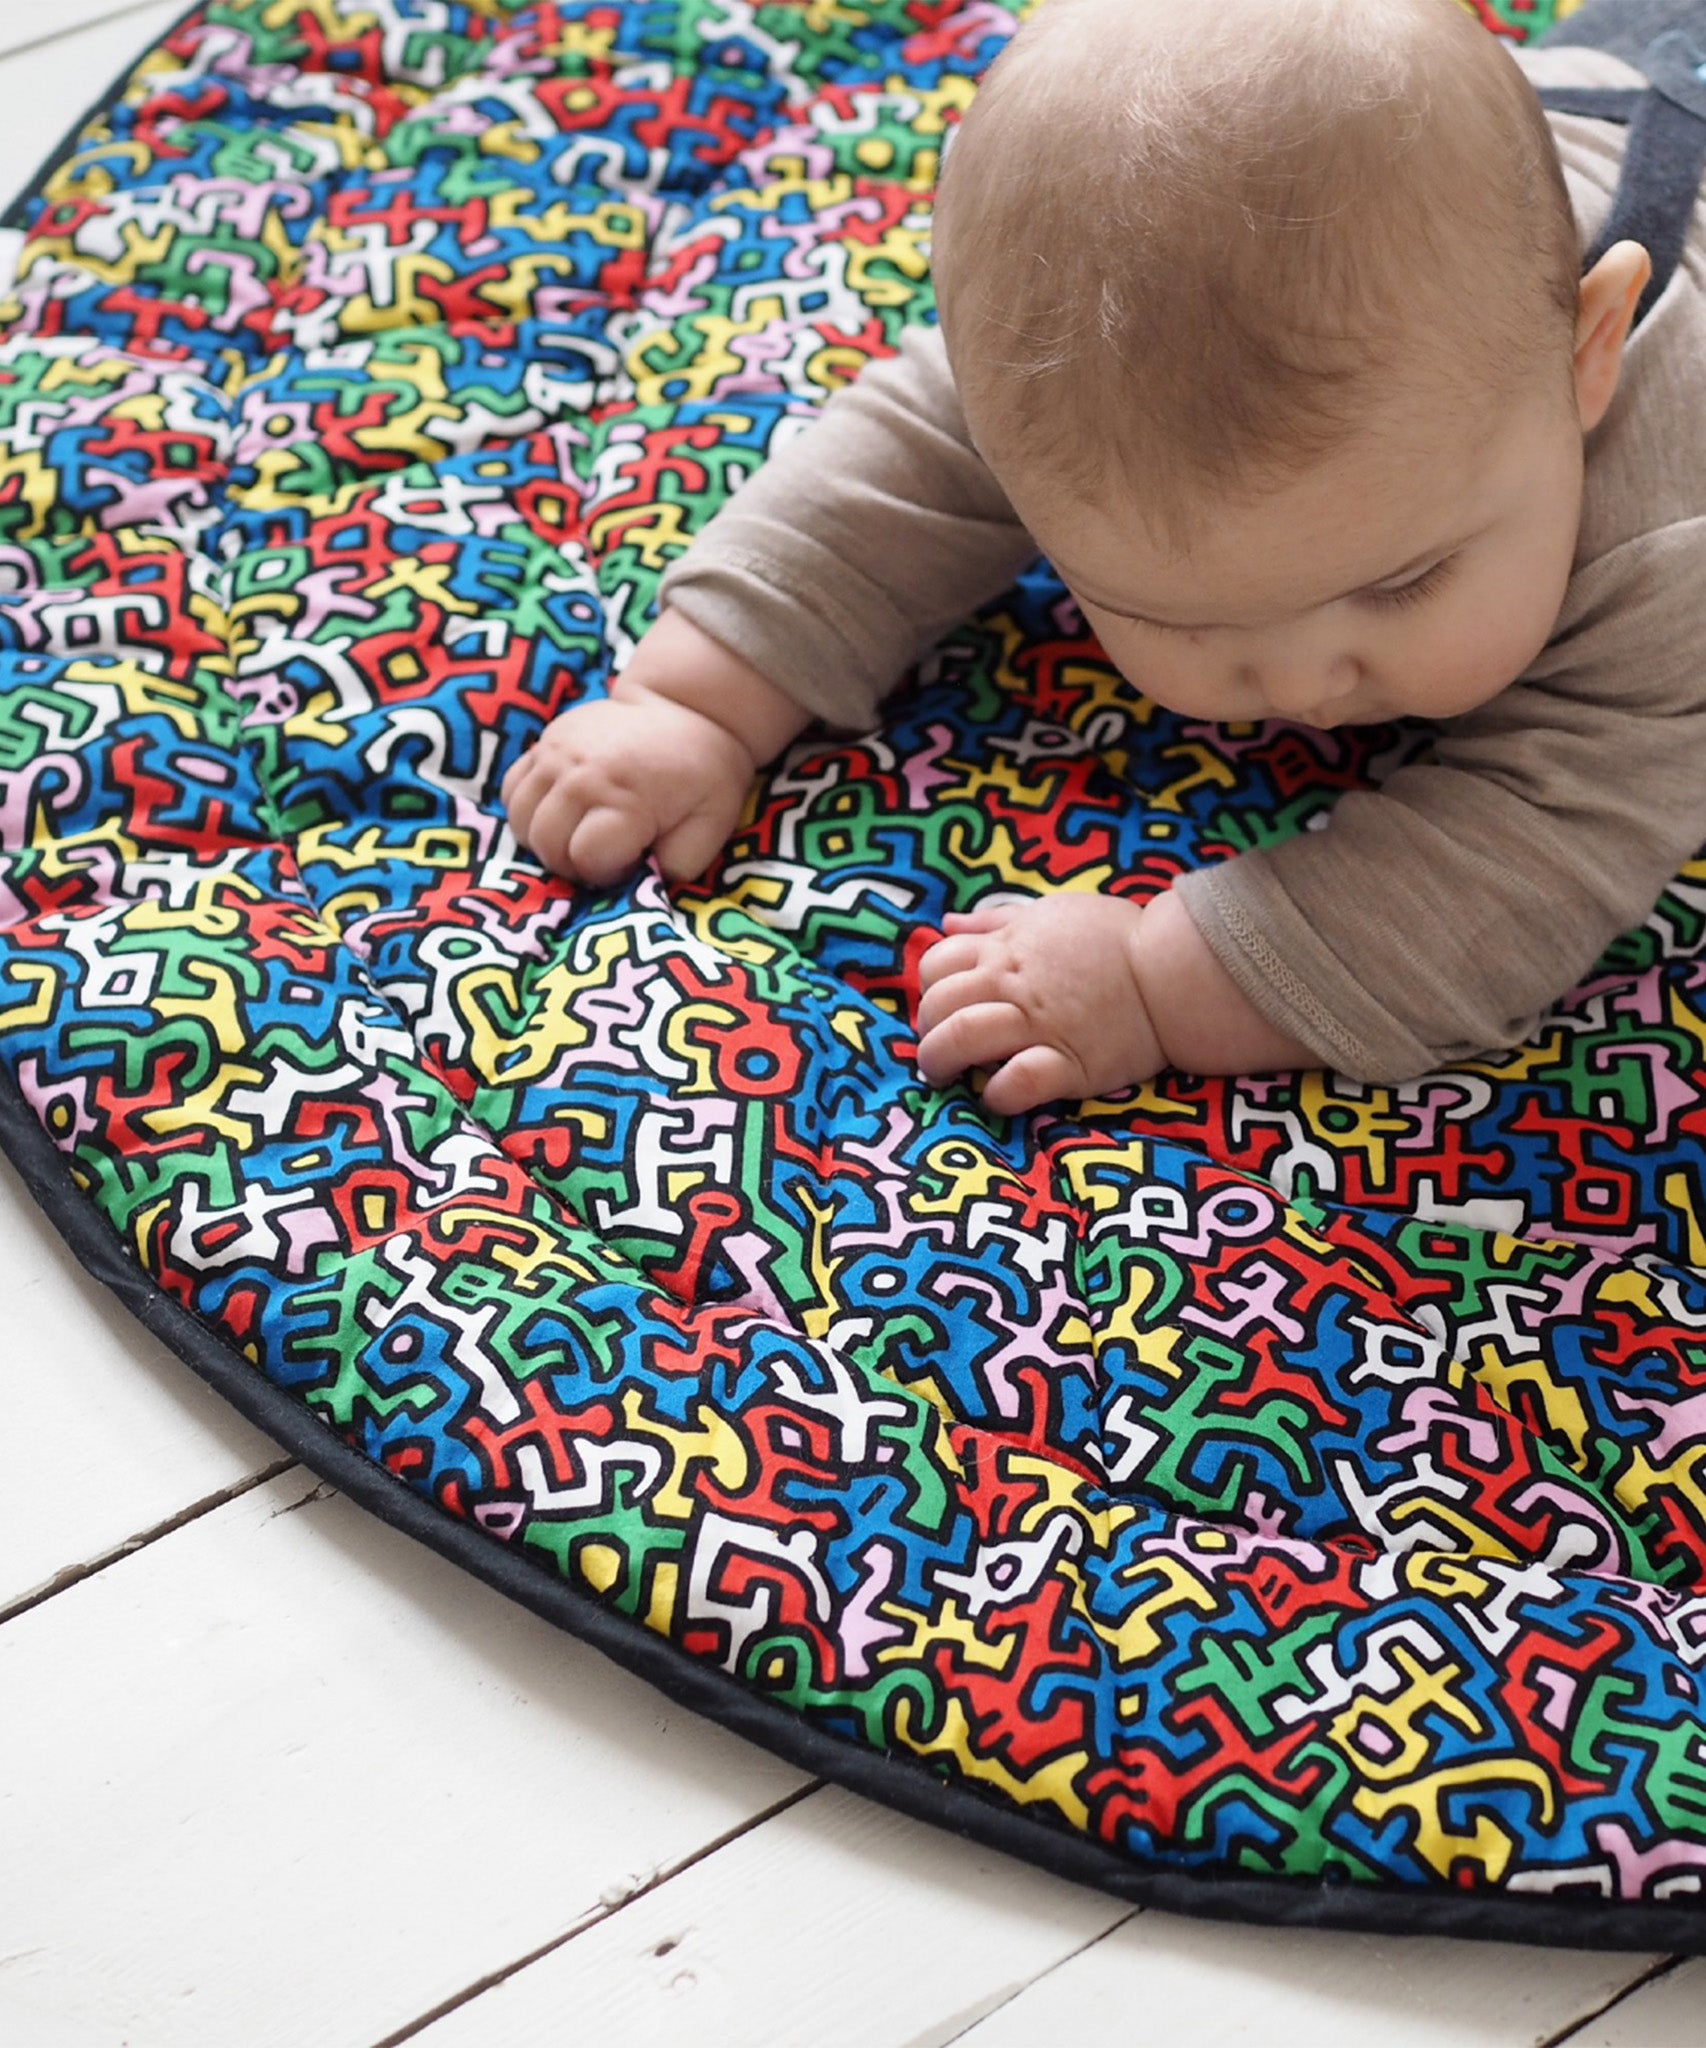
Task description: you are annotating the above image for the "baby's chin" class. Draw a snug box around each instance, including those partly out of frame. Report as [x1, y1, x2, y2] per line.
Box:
[1299, 679, 1513, 730]
[1138, 670, 1515, 730]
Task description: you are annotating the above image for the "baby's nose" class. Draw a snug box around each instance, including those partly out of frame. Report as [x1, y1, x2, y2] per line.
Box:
[1246, 655, 1357, 723]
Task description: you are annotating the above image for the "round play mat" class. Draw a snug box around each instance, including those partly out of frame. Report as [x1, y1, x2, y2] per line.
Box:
[6, 0, 1706, 1949]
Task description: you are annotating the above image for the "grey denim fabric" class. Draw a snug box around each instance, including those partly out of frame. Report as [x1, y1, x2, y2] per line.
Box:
[1538, 0, 1706, 65]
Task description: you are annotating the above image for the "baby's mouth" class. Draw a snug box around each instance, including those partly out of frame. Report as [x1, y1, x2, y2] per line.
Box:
[1285, 691, 1372, 731]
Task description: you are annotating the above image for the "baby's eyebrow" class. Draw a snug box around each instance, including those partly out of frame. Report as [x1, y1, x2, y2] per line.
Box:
[1073, 533, 1480, 629]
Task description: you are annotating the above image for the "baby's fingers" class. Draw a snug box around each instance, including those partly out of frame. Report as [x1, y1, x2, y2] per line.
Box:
[916, 931, 986, 994]
[941, 904, 1022, 935]
[977, 1044, 1083, 1119]
[512, 776, 648, 886]
[916, 999, 1033, 1088]
[654, 782, 745, 883]
[500, 748, 537, 807]
[501, 749, 552, 846]
[564, 799, 653, 887]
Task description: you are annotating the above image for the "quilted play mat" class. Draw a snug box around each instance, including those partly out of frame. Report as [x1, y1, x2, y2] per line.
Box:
[17, 0, 1706, 1951]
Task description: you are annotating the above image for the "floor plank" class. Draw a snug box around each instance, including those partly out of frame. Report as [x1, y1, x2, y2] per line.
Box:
[403, 1783, 1132, 2048]
[0, 0, 180, 66]
[0, 1140, 284, 1613]
[0, 1468, 807, 2047]
[943, 1912, 1665, 2048]
[0, 0, 185, 212]
[397, 1778, 1680, 2048]
[1555, 1958, 1703, 2045]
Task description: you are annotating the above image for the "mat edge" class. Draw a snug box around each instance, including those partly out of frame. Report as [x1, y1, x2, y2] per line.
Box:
[0, 1057, 1700, 1958]
[1, 0, 210, 234]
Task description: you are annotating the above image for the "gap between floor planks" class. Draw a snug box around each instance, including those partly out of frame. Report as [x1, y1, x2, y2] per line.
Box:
[0, 0, 188, 214]
[0, 0, 176, 67]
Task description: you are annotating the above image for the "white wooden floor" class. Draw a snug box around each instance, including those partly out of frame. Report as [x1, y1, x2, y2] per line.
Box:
[2, 5, 1704, 2043]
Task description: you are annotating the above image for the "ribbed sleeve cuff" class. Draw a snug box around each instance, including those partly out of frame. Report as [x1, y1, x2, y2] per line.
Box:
[657, 527, 913, 735]
[1172, 860, 1439, 1086]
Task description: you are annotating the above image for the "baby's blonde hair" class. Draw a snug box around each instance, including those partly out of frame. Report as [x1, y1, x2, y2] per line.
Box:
[931, 0, 1583, 557]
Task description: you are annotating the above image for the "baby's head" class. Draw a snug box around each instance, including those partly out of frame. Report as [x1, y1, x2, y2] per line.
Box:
[931, 0, 1651, 729]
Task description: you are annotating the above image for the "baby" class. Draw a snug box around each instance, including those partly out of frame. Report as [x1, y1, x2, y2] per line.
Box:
[502, 0, 1706, 1114]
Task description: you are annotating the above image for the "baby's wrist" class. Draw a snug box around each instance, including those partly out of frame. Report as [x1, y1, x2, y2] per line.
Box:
[614, 609, 811, 767]
[1131, 890, 1319, 1076]
[609, 668, 760, 771]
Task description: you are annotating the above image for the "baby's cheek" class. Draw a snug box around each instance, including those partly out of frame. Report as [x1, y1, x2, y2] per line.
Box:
[1105, 645, 1257, 722]
[1397, 627, 1525, 720]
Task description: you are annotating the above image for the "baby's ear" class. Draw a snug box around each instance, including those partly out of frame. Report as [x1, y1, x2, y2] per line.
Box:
[1573, 239, 1650, 430]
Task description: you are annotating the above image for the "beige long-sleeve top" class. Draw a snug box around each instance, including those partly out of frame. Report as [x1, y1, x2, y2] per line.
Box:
[656, 44, 1706, 1084]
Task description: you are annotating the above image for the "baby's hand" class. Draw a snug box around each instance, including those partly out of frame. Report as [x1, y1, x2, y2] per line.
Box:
[502, 691, 756, 886]
[503, 606, 811, 887]
[914, 893, 1163, 1116]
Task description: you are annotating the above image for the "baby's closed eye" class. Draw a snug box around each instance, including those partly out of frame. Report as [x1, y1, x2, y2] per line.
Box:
[1131, 551, 1461, 636]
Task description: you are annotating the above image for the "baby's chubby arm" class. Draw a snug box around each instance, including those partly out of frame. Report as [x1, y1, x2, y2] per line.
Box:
[656, 320, 1042, 735]
[915, 888, 1315, 1115]
[508, 318, 1039, 883]
[502, 606, 812, 884]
